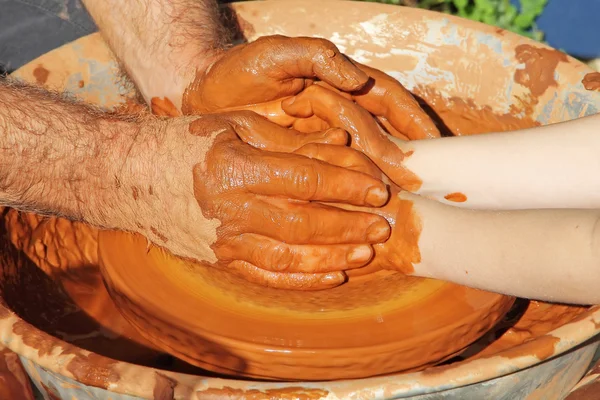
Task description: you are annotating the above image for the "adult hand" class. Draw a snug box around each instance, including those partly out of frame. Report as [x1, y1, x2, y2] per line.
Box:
[322, 62, 441, 140]
[180, 34, 440, 141]
[282, 85, 424, 192]
[181, 35, 369, 114]
[292, 143, 421, 276]
[133, 111, 391, 288]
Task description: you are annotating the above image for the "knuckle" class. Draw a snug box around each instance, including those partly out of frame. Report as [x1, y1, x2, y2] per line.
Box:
[265, 244, 297, 272]
[292, 164, 321, 199]
[313, 37, 337, 52]
[284, 211, 312, 242]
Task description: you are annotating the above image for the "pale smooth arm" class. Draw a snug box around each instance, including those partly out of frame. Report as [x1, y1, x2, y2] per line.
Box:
[81, 0, 228, 110]
[283, 85, 600, 210]
[404, 113, 600, 210]
[408, 192, 600, 304]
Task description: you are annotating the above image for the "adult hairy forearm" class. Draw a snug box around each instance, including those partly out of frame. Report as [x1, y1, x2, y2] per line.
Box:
[0, 80, 151, 229]
[81, 0, 229, 109]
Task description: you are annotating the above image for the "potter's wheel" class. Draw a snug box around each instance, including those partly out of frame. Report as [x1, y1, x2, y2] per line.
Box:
[99, 231, 513, 380]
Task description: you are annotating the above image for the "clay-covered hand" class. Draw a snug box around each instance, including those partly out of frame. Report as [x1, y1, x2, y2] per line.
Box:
[180, 35, 370, 114]
[282, 85, 424, 192]
[315, 62, 441, 140]
[134, 111, 391, 286]
[293, 143, 421, 275]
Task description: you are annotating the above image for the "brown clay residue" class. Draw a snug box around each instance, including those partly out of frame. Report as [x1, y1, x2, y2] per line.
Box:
[196, 386, 328, 400]
[444, 192, 467, 203]
[494, 334, 560, 361]
[78, 80, 85, 88]
[414, 86, 539, 135]
[582, 72, 600, 92]
[462, 300, 587, 360]
[151, 97, 181, 117]
[32, 65, 49, 85]
[132, 186, 140, 201]
[371, 192, 422, 275]
[11, 320, 120, 389]
[153, 372, 177, 400]
[565, 380, 600, 400]
[0, 347, 35, 399]
[514, 44, 568, 98]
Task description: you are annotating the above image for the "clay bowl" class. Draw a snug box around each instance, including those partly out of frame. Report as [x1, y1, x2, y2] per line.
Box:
[98, 231, 513, 380]
[2, 1, 600, 399]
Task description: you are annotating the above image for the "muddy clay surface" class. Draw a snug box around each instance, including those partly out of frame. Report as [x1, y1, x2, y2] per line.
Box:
[0, 84, 587, 380]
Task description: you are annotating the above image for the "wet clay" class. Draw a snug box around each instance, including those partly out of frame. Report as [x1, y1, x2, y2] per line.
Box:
[0, 346, 35, 399]
[98, 229, 514, 380]
[514, 45, 569, 98]
[182, 35, 370, 114]
[458, 300, 587, 361]
[3, 84, 586, 380]
[444, 192, 468, 203]
[0, 209, 208, 375]
[414, 86, 540, 136]
[195, 386, 329, 400]
[582, 72, 600, 92]
[4, 44, 586, 382]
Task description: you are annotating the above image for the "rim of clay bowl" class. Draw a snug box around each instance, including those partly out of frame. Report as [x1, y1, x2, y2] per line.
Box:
[3, 1, 600, 398]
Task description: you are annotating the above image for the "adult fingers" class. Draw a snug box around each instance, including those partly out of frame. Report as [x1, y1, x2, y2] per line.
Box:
[292, 115, 330, 133]
[227, 260, 346, 291]
[220, 99, 297, 128]
[222, 110, 348, 152]
[256, 36, 369, 92]
[295, 143, 383, 178]
[282, 85, 423, 191]
[218, 233, 373, 273]
[377, 116, 410, 141]
[244, 147, 388, 207]
[238, 197, 390, 245]
[281, 84, 389, 156]
[352, 62, 441, 140]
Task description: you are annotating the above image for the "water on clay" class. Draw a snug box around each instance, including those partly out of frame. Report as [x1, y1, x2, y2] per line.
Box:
[0, 90, 588, 380]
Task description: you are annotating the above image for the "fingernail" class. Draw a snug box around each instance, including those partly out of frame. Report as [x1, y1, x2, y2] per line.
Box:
[347, 245, 373, 264]
[367, 220, 391, 242]
[320, 272, 346, 288]
[365, 185, 388, 206]
[282, 97, 296, 108]
[323, 128, 348, 144]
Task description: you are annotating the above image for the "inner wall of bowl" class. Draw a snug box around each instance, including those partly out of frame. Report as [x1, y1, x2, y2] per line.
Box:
[235, 0, 599, 123]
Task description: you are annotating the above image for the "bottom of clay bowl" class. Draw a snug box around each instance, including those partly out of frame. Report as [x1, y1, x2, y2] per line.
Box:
[98, 230, 514, 381]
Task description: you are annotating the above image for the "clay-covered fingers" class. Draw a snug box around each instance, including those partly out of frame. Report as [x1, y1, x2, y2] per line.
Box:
[219, 99, 297, 128]
[223, 110, 348, 152]
[255, 35, 369, 92]
[351, 62, 440, 140]
[242, 146, 387, 207]
[282, 85, 423, 191]
[291, 115, 330, 133]
[183, 35, 370, 113]
[295, 143, 383, 178]
[237, 197, 390, 245]
[282, 84, 390, 156]
[218, 233, 373, 273]
[376, 116, 410, 141]
[227, 260, 346, 291]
